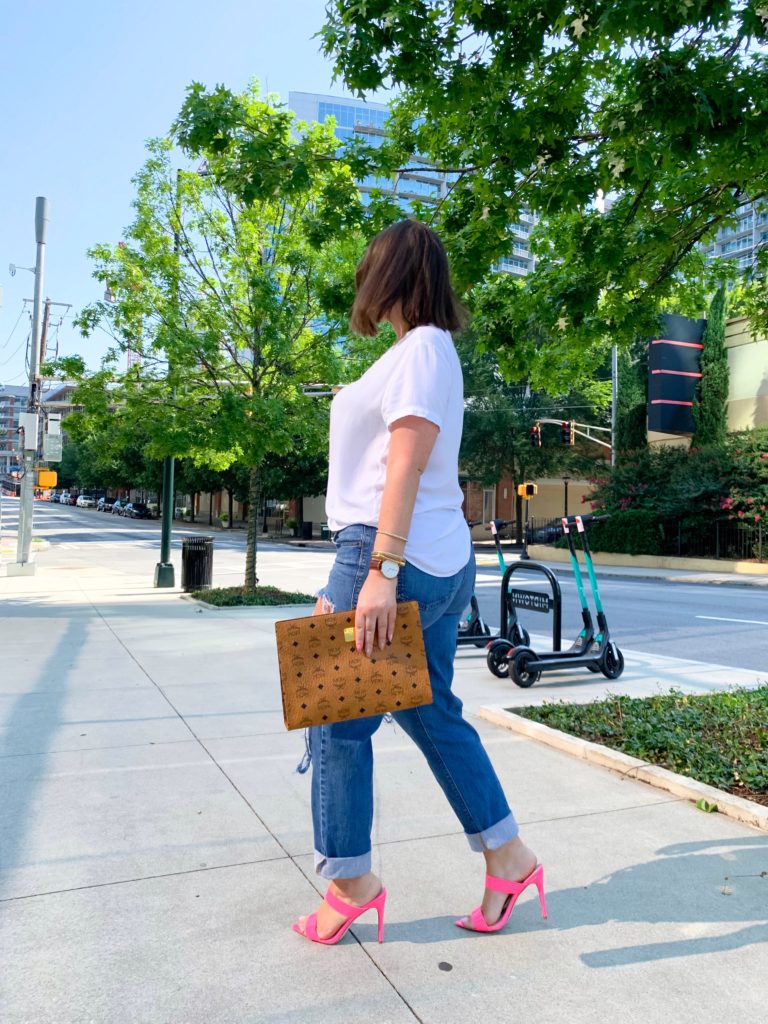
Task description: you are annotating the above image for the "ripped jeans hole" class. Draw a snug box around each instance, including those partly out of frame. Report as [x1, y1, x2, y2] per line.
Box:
[314, 591, 335, 614]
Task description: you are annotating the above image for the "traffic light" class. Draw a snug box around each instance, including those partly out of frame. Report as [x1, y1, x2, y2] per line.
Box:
[561, 420, 575, 445]
[530, 421, 542, 448]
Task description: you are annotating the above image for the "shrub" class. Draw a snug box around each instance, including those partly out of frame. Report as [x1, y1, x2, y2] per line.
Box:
[516, 687, 768, 800]
[556, 508, 664, 555]
[190, 585, 315, 606]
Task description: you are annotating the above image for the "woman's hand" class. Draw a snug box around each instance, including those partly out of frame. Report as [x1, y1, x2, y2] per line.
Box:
[355, 572, 398, 657]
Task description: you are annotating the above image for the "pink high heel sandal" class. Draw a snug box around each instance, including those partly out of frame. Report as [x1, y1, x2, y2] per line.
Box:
[456, 864, 548, 933]
[293, 886, 387, 945]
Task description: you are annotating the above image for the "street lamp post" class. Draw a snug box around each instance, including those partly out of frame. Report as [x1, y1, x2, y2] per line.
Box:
[562, 474, 571, 517]
[154, 169, 182, 588]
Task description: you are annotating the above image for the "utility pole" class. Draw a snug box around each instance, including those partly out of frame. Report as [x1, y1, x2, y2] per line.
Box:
[10, 198, 49, 577]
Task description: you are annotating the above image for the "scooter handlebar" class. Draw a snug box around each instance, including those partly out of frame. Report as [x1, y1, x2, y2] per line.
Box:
[562, 513, 610, 527]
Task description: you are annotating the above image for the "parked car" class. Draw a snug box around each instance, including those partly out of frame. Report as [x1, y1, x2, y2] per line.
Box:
[59, 492, 71, 505]
[76, 494, 97, 508]
[50, 492, 60, 503]
[530, 524, 562, 544]
[67, 493, 80, 505]
[124, 502, 153, 519]
[111, 499, 128, 515]
[97, 497, 114, 512]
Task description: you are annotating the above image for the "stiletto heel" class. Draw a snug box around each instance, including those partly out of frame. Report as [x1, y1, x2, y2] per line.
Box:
[534, 866, 548, 919]
[293, 886, 387, 946]
[455, 864, 547, 933]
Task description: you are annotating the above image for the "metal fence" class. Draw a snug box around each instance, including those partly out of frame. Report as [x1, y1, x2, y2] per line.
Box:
[523, 514, 765, 563]
[661, 518, 764, 562]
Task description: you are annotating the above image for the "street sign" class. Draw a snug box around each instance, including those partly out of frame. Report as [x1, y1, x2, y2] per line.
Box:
[508, 588, 552, 614]
[43, 434, 62, 461]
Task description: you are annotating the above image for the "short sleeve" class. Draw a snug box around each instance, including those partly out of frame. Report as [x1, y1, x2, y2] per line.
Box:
[381, 331, 452, 430]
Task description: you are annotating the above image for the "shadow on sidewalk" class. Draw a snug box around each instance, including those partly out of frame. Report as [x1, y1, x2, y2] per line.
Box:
[349, 836, 768, 966]
[0, 615, 90, 899]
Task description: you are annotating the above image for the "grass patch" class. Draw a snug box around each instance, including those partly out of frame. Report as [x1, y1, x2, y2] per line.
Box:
[515, 687, 768, 807]
[190, 585, 315, 607]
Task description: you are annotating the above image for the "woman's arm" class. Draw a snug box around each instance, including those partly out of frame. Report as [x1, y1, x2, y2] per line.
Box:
[355, 415, 439, 656]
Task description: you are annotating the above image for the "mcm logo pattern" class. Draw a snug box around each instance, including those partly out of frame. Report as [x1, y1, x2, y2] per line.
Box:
[275, 601, 432, 730]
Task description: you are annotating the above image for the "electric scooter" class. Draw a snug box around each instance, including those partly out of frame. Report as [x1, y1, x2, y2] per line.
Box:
[457, 522, 492, 648]
[456, 519, 531, 649]
[486, 510, 596, 677]
[499, 513, 624, 687]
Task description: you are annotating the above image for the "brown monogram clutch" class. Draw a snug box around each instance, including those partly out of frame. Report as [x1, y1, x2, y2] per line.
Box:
[274, 601, 432, 730]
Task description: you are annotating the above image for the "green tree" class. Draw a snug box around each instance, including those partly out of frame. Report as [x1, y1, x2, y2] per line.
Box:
[457, 333, 602, 538]
[69, 84, 367, 588]
[320, 2, 768, 386]
[693, 284, 730, 447]
[615, 341, 649, 456]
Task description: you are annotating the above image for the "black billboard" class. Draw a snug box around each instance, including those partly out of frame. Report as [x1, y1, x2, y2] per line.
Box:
[647, 313, 706, 434]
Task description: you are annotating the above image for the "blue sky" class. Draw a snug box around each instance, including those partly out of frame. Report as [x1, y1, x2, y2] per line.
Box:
[0, 0, 387, 385]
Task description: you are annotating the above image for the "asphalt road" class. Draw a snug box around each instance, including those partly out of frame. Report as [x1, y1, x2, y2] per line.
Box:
[3, 497, 767, 674]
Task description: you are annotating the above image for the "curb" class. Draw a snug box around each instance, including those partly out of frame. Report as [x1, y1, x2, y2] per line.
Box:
[473, 557, 768, 588]
[478, 705, 768, 834]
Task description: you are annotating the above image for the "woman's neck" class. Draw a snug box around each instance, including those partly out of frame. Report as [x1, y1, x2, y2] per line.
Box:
[386, 303, 411, 341]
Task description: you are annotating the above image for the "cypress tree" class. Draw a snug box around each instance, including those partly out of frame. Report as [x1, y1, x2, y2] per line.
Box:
[693, 285, 729, 447]
[615, 341, 649, 458]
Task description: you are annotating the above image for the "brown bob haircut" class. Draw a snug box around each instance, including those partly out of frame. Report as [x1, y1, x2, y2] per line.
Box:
[350, 220, 468, 337]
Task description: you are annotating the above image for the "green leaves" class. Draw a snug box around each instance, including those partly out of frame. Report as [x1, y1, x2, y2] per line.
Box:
[693, 284, 729, 447]
[321, 1, 768, 387]
[518, 686, 768, 798]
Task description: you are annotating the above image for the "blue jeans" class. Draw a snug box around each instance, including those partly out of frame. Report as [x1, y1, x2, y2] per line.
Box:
[305, 524, 518, 879]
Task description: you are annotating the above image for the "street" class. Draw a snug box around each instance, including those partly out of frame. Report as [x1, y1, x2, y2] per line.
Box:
[3, 497, 767, 676]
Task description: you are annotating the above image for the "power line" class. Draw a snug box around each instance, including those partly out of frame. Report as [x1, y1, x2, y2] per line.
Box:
[0, 330, 30, 368]
[0, 305, 28, 353]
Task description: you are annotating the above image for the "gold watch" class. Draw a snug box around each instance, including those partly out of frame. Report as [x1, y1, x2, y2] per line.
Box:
[370, 555, 402, 580]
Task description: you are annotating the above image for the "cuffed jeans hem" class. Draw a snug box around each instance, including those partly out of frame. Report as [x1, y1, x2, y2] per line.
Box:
[465, 811, 520, 852]
[314, 849, 372, 880]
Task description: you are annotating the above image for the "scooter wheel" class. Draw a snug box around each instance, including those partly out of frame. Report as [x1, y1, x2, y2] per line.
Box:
[474, 622, 492, 649]
[486, 640, 512, 678]
[507, 626, 530, 647]
[600, 645, 625, 680]
[510, 647, 541, 688]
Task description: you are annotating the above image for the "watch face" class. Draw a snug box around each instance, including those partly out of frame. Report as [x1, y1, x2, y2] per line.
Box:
[380, 559, 400, 579]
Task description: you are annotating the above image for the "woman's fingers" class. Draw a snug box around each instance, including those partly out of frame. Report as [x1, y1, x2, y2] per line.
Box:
[386, 605, 398, 645]
[355, 608, 392, 656]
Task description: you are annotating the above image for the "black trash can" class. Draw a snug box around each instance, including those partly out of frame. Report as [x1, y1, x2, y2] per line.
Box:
[181, 535, 214, 591]
[301, 521, 313, 540]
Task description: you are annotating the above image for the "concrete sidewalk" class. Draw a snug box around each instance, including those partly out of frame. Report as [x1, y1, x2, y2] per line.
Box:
[1, 563, 767, 1024]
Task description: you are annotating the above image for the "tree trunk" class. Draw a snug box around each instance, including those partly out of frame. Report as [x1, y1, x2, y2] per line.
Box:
[297, 495, 305, 532]
[190, 492, 196, 523]
[245, 465, 261, 589]
[208, 492, 213, 526]
[228, 488, 234, 529]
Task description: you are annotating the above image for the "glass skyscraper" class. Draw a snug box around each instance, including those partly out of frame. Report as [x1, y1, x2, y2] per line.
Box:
[289, 91, 538, 276]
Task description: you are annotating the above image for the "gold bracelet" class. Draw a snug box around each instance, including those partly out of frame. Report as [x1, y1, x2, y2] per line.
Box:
[376, 528, 408, 544]
[371, 549, 406, 566]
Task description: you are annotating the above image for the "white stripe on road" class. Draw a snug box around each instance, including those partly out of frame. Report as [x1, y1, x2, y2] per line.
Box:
[696, 615, 768, 626]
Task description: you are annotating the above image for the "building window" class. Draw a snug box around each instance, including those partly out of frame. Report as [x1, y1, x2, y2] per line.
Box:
[482, 488, 496, 524]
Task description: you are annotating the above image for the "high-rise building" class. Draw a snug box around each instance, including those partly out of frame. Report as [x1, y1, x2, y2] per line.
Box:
[703, 200, 768, 273]
[290, 91, 448, 209]
[289, 91, 538, 275]
[0, 384, 28, 476]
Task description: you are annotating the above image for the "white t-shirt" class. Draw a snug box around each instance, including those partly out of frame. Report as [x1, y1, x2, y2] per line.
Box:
[326, 324, 471, 577]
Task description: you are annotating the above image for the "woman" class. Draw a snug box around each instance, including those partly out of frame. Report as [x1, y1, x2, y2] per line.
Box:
[293, 220, 546, 945]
